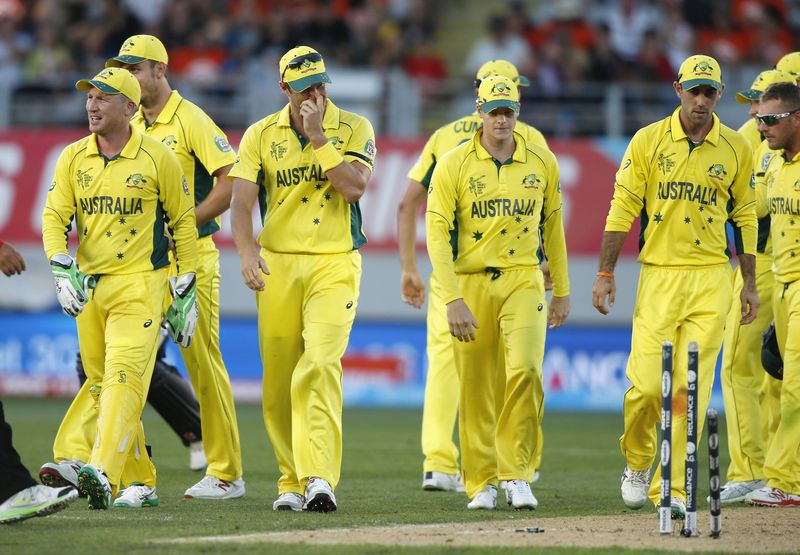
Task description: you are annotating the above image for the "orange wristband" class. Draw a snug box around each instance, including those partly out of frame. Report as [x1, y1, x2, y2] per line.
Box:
[596, 271, 614, 279]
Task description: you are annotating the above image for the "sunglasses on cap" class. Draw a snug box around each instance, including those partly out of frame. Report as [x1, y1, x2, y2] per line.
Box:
[755, 108, 800, 126]
[282, 52, 323, 78]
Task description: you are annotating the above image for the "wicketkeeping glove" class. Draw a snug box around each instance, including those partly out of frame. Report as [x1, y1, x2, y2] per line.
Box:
[163, 273, 198, 348]
[50, 253, 96, 317]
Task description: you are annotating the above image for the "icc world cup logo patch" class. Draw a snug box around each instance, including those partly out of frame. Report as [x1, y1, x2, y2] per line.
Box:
[468, 175, 486, 197]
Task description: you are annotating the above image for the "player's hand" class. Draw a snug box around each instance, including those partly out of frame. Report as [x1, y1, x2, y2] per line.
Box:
[50, 253, 96, 317]
[740, 280, 759, 325]
[548, 294, 570, 329]
[300, 94, 325, 140]
[446, 298, 478, 342]
[400, 271, 425, 309]
[240, 251, 269, 291]
[540, 260, 553, 292]
[0, 242, 25, 276]
[592, 275, 615, 315]
[164, 273, 198, 348]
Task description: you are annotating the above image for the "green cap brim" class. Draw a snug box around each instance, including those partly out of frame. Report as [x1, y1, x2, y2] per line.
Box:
[482, 99, 520, 113]
[517, 75, 530, 87]
[681, 78, 722, 91]
[736, 89, 761, 103]
[106, 55, 148, 67]
[287, 72, 331, 92]
[75, 79, 122, 95]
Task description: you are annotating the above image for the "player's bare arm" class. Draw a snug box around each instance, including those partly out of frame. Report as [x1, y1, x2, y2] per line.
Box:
[397, 180, 428, 308]
[548, 295, 570, 329]
[737, 253, 759, 325]
[446, 298, 479, 342]
[0, 241, 25, 276]
[230, 177, 269, 291]
[303, 95, 370, 203]
[592, 231, 627, 315]
[194, 164, 234, 227]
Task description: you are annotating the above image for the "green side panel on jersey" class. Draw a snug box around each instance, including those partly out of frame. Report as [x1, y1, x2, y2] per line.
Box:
[638, 204, 649, 252]
[256, 170, 267, 222]
[450, 219, 459, 261]
[757, 216, 770, 253]
[350, 202, 367, 250]
[194, 157, 219, 237]
[151, 201, 170, 270]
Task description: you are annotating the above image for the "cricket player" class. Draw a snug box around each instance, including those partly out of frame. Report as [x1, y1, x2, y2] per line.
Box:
[717, 69, 795, 504]
[426, 75, 570, 510]
[745, 81, 800, 506]
[398, 60, 549, 493]
[229, 46, 374, 512]
[42, 67, 198, 510]
[592, 54, 758, 518]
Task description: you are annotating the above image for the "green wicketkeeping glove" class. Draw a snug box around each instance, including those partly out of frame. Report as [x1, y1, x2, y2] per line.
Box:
[50, 253, 96, 317]
[163, 273, 198, 348]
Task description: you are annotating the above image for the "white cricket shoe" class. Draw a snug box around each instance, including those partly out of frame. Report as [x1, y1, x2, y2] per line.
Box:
[467, 484, 497, 510]
[273, 492, 304, 511]
[303, 478, 337, 512]
[39, 460, 84, 490]
[620, 465, 650, 509]
[746, 486, 800, 507]
[422, 471, 465, 492]
[113, 484, 159, 508]
[708, 479, 766, 504]
[189, 441, 207, 471]
[506, 479, 538, 510]
[183, 476, 245, 500]
[77, 464, 112, 510]
[531, 470, 540, 483]
[0, 485, 78, 524]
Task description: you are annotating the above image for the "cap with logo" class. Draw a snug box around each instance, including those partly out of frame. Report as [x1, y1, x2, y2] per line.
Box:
[106, 34, 169, 67]
[776, 52, 800, 76]
[280, 46, 331, 93]
[736, 69, 796, 103]
[477, 75, 520, 113]
[475, 59, 530, 87]
[76, 67, 141, 105]
[677, 54, 722, 91]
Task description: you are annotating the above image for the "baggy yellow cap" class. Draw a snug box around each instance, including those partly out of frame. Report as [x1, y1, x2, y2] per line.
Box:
[475, 59, 530, 87]
[736, 69, 796, 103]
[279, 46, 331, 92]
[678, 54, 722, 90]
[477, 75, 520, 113]
[75, 67, 141, 105]
[106, 35, 169, 67]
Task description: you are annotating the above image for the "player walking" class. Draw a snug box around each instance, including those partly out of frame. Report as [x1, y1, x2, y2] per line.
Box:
[229, 46, 374, 512]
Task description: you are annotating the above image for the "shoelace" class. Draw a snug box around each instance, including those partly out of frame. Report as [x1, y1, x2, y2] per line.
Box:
[628, 469, 649, 486]
[508, 480, 530, 498]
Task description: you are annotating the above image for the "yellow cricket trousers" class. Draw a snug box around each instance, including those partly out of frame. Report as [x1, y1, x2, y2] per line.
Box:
[720, 255, 774, 482]
[257, 249, 361, 495]
[52, 269, 167, 488]
[422, 272, 544, 479]
[453, 267, 546, 499]
[765, 280, 800, 494]
[617, 263, 733, 505]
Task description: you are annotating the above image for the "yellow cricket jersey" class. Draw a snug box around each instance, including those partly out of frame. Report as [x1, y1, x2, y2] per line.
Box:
[765, 149, 800, 283]
[407, 113, 548, 186]
[42, 125, 197, 275]
[426, 129, 569, 304]
[131, 91, 236, 238]
[737, 117, 762, 152]
[605, 108, 756, 265]
[229, 100, 375, 254]
[753, 139, 777, 256]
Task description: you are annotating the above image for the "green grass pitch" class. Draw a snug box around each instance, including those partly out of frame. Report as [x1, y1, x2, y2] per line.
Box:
[1, 399, 730, 554]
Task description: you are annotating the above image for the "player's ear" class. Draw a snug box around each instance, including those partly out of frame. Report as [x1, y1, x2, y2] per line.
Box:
[673, 81, 682, 98]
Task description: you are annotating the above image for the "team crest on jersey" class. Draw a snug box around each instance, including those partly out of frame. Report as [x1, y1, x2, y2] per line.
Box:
[76, 169, 94, 190]
[794, 179, 800, 192]
[364, 139, 376, 159]
[761, 152, 774, 171]
[182, 176, 190, 196]
[657, 153, 676, 174]
[125, 173, 147, 189]
[214, 135, 232, 152]
[522, 174, 541, 189]
[707, 163, 727, 181]
[468, 175, 486, 197]
[162, 135, 178, 149]
[270, 140, 288, 161]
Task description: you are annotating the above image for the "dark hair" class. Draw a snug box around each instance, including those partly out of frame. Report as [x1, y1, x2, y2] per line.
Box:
[761, 82, 800, 110]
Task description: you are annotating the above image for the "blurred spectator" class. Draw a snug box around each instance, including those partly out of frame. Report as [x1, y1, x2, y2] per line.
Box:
[584, 23, 626, 82]
[170, 24, 228, 85]
[403, 37, 447, 98]
[600, 0, 662, 61]
[634, 29, 674, 83]
[464, 14, 535, 78]
[662, 1, 694, 73]
[0, 2, 31, 89]
[695, 6, 750, 65]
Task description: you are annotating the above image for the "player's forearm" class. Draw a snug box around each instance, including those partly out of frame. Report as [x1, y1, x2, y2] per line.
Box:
[230, 179, 259, 258]
[397, 181, 427, 273]
[541, 211, 570, 296]
[194, 168, 234, 227]
[597, 231, 627, 273]
[324, 161, 368, 203]
[425, 212, 460, 303]
[738, 253, 756, 285]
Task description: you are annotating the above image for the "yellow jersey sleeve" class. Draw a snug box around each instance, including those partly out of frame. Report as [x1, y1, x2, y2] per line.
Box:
[728, 141, 757, 256]
[540, 152, 569, 296]
[340, 116, 376, 170]
[425, 146, 462, 304]
[42, 145, 79, 260]
[229, 123, 262, 184]
[605, 130, 648, 233]
[184, 107, 236, 176]
[156, 141, 198, 275]
[407, 129, 440, 185]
